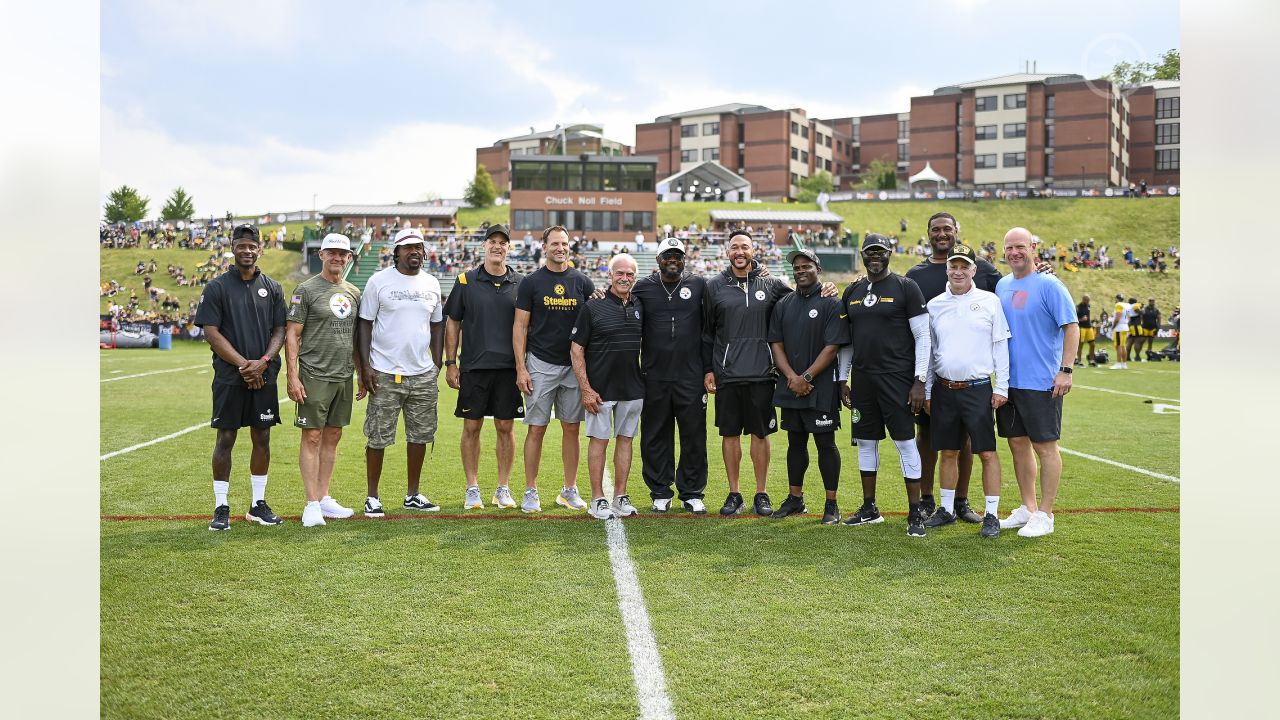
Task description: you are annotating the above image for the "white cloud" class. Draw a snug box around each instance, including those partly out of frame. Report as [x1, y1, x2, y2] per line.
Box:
[131, 0, 305, 52]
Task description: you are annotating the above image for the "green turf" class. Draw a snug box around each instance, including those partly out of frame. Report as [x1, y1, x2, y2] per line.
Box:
[101, 343, 1178, 718]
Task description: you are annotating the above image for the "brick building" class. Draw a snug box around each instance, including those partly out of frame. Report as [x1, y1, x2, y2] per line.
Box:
[476, 123, 631, 195]
[1126, 80, 1181, 188]
[507, 155, 657, 244]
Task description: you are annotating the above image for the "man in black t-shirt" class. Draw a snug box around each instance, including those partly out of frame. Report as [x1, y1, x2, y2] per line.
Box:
[443, 224, 525, 511]
[839, 234, 932, 537]
[1076, 294, 1096, 367]
[513, 226, 596, 513]
[1138, 297, 1162, 359]
[571, 254, 645, 521]
[768, 250, 850, 525]
[193, 224, 287, 531]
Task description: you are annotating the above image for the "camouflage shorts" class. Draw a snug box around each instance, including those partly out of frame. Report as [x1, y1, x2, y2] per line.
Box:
[363, 369, 439, 449]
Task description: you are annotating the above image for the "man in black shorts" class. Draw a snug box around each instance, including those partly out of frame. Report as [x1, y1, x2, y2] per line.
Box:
[444, 224, 525, 510]
[839, 234, 932, 537]
[1076, 294, 1097, 367]
[768, 249, 850, 525]
[194, 223, 287, 530]
[704, 230, 794, 516]
[1138, 297, 1162, 359]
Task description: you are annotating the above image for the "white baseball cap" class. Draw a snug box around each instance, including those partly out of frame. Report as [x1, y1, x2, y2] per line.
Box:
[656, 237, 686, 255]
[393, 228, 425, 246]
[320, 233, 352, 252]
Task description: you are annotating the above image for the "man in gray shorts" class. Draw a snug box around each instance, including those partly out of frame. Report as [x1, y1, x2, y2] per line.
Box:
[513, 226, 595, 512]
[570, 254, 645, 520]
[286, 233, 364, 528]
[355, 228, 444, 517]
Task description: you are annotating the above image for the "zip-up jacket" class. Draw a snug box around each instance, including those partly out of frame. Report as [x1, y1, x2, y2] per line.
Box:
[703, 266, 792, 384]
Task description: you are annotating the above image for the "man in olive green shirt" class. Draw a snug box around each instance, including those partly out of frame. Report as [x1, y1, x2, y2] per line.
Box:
[286, 233, 365, 528]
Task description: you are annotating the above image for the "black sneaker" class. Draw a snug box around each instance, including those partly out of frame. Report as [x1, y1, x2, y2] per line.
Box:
[907, 510, 926, 537]
[772, 494, 805, 518]
[245, 500, 283, 525]
[753, 492, 773, 517]
[719, 492, 744, 516]
[954, 499, 983, 524]
[209, 504, 231, 531]
[980, 512, 1001, 538]
[821, 500, 841, 525]
[842, 502, 884, 526]
[919, 496, 936, 520]
[924, 506, 956, 528]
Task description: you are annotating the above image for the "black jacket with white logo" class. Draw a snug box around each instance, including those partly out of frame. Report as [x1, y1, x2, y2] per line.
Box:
[703, 266, 792, 384]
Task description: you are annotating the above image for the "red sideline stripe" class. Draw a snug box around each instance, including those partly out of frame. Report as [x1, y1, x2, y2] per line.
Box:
[100, 506, 1179, 523]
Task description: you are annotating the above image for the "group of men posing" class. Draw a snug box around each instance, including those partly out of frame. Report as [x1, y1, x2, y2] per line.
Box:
[197, 211, 1077, 539]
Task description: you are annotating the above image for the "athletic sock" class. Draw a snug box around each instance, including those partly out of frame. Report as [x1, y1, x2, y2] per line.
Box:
[985, 495, 1000, 516]
[213, 480, 229, 507]
[251, 475, 268, 503]
[940, 488, 956, 514]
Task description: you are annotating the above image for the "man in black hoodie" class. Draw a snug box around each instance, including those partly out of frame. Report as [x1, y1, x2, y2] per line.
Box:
[704, 230, 793, 516]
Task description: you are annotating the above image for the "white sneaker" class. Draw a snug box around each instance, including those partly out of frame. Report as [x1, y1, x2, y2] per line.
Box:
[1109, 363, 1124, 369]
[492, 485, 517, 509]
[589, 498, 616, 520]
[652, 498, 672, 512]
[464, 486, 484, 510]
[613, 495, 638, 517]
[556, 486, 589, 511]
[684, 498, 707, 514]
[319, 496, 354, 519]
[302, 501, 326, 527]
[1018, 511, 1055, 537]
[363, 496, 385, 518]
[1000, 504, 1033, 529]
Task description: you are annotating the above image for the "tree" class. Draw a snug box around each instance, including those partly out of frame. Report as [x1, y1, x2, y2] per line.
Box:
[796, 171, 834, 203]
[1108, 48, 1179, 85]
[103, 184, 150, 224]
[1153, 49, 1179, 80]
[857, 159, 899, 190]
[159, 186, 196, 221]
[464, 165, 498, 208]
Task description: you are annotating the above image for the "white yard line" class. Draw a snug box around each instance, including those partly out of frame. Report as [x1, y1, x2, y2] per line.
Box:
[101, 395, 290, 461]
[100, 364, 206, 383]
[602, 468, 676, 720]
[1060, 447, 1180, 483]
[1073, 384, 1179, 403]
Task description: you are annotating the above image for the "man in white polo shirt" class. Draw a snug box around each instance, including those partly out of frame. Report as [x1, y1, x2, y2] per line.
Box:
[355, 228, 445, 517]
[922, 243, 1010, 538]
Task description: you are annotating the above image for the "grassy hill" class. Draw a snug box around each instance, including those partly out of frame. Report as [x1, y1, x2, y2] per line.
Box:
[99, 245, 304, 315]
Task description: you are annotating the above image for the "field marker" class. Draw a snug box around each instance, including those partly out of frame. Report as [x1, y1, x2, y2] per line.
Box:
[101, 364, 205, 383]
[602, 468, 676, 720]
[1060, 446, 1180, 483]
[1151, 403, 1180, 415]
[100, 395, 289, 461]
[1073, 384, 1178, 403]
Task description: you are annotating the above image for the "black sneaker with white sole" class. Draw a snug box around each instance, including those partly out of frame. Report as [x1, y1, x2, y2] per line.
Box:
[980, 513, 1001, 538]
[753, 492, 773, 517]
[821, 500, 841, 525]
[772, 494, 806, 518]
[404, 494, 440, 512]
[842, 502, 884, 526]
[907, 510, 926, 537]
[954, 499, 983, 524]
[209, 505, 231, 531]
[919, 496, 936, 520]
[363, 497, 386, 518]
[924, 506, 956, 528]
[720, 492, 744, 516]
[245, 500, 283, 525]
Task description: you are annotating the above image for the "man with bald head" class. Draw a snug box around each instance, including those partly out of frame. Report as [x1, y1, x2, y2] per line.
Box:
[994, 228, 1079, 538]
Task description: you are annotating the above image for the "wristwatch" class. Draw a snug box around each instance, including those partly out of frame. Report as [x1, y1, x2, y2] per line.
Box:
[1059, 366, 1073, 374]
[801, 371, 814, 383]
[915, 374, 927, 383]
[444, 360, 457, 367]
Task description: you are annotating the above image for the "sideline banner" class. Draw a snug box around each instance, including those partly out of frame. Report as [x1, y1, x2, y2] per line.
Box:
[827, 186, 1179, 202]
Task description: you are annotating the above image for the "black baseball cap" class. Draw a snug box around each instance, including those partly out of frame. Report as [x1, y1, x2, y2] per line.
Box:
[862, 233, 892, 252]
[786, 248, 821, 268]
[484, 224, 511, 241]
[232, 224, 260, 242]
[947, 243, 977, 265]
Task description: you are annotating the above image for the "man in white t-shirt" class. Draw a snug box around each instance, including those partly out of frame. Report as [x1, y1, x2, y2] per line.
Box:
[355, 228, 446, 516]
[1110, 294, 1134, 369]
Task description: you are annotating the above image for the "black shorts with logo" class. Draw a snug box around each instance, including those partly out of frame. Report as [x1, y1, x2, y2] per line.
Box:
[781, 407, 841, 434]
[996, 388, 1063, 443]
[715, 381, 778, 437]
[930, 382, 996, 453]
[848, 371, 916, 442]
[211, 382, 281, 429]
[455, 368, 525, 420]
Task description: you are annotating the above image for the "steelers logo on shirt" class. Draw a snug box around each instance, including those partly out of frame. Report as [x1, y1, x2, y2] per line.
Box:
[864, 293, 879, 307]
[970, 303, 981, 311]
[634, 310, 640, 319]
[329, 293, 353, 318]
[257, 288, 268, 298]
[808, 308, 818, 318]
[553, 283, 566, 296]
[754, 290, 766, 301]
[679, 287, 692, 300]
[851, 409, 862, 423]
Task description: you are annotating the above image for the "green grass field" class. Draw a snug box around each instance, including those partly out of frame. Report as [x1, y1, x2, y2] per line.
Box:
[101, 342, 1179, 718]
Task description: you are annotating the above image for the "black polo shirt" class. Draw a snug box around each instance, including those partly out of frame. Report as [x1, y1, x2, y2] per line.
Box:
[571, 290, 644, 401]
[444, 264, 524, 371]
[841, 272, 927, 375]
[515, 265, 595, 367]
[1076, 301, 1092, 329]
[194, 267, 287, 386]
[906, 255, 1003, 301]
[767, 285, 850, 409]
[631, 271, 712, 385]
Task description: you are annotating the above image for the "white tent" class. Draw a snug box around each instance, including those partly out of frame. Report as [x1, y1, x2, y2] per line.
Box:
[908, 162, 949, 187]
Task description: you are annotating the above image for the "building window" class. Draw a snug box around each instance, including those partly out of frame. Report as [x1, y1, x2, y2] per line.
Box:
[1046, 124, 1055, 147]
[976, 95, 997, 112]
[824, 158, 832, 172]
[801, 125, 809, 139]
[852, 147, 860, 165]
[791, 147, 799, 160]
[1046, 95, 1055, 118]
[702, 147, 720, 161]
[801, 150, 809, 163]
[681, 124, 697, 138]
[975, 154, 997, 169]
[836, 140, 843, 154]
[898, 119, 908, 139]
[791, 172, 800, 186]
[898, 144, 908, 162]
[1003, 152, 1027, 167]
[1046, 153, 1055, 177]
[512, 210, 544, 231]
[680, 149, 698, 162]
[623, 212, 654, 232]
[1156, 96, 1180, 119]
[1004, 93, 1026, 109]
[1156, 148, 1180, 170]
[975, 125, 997, 141]
[791, 121, 800, 135]
[702, 121, 720, 135]
[1003, 122, 1027, 138]
[547, 210, 620, 233]
[1156, 123, 1180, 145]
[824, 134, 832, 147]
[852, 124, 860, 142]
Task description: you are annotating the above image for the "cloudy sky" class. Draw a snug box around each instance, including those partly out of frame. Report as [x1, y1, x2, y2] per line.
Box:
[101, 0, 1178, 217]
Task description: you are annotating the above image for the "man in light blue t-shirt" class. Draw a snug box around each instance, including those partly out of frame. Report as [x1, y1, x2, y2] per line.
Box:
[993, 227, 1079, 539]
